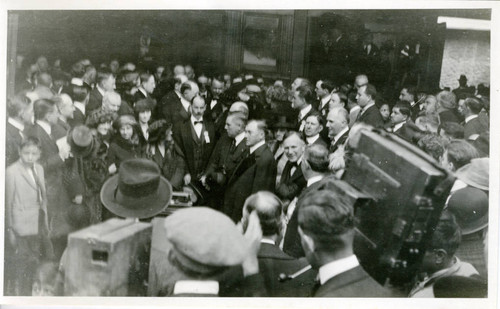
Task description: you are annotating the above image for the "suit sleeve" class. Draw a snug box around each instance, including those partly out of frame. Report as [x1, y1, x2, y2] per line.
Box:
[252, 152, 277, 193]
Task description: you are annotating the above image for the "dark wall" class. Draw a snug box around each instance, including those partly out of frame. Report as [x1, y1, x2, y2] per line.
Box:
[14, 10, 227, 73]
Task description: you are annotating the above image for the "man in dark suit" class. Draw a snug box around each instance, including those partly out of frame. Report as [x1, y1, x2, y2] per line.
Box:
[297, 184, 393, 297]
[6, 95, 31, 166]
[292, 85, 316, 133]
[68, 84, 89, 128]
[133, 72, 156, 105]
[355, 83, 384, 128]
[276, 132, 307, 204]
[390, 100, 422, 144]
[86, 68, 115, 113]
[173, 95, 215, 192]
[240, 191, 316, 297]
[204, 77, 225, 123]
[202, 113, 248, 210]
[223, 120, 276, 223]
[399, 85, 420, 121]
[458, 97, 489, 140]
[326, 107, 349, 154]
[160, 78, 196, 126]
[282, 144, 329, 258]
[315, 79, 336, 118]
[52, 94, 74, 140]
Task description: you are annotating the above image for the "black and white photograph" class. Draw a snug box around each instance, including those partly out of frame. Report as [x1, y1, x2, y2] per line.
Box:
[0, 1, 498, 308]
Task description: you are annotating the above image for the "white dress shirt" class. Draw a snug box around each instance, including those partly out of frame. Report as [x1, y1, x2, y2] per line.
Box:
[234, 132, 245, 147]
[36, 120, 52, 136]
[191, 115, 203, 138]
[249, 140, 265, 154]
[465, 114, 478, 124]
[306, 134, 320, 145]
[74, 101, 86, 115]
[8, 117, 25, 138]
[181, 96, 191, 113]
[319, 255, 360, 285]
[333, 127, 349, 145]
[298, 104, 313, 131]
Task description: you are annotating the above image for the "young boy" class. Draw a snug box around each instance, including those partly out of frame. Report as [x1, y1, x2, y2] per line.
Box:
[5, 136, 53, 295]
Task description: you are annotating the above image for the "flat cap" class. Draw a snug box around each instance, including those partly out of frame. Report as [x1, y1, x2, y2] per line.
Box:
[165, 207, 249, 274]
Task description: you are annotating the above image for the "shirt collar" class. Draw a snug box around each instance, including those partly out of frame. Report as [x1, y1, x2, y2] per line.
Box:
[261, 238, 275, 245]
[191, 115, 203, 125]
[299, 104, 312, 119]
[181, 96, 191, 112]
[307, 175, 323, 187]
[173, 280, 219, 296]
[321, 95, 331, 108]
[465, 114, 478, 123]
[234, 132, 245, 146]
[74, 101, 85, 114]
[393, 121, 406, 132]
[319, 255, 359, 285]
[350, 105, 361, 113]
[360, 102, 375, 115]
[8, 117, 25, 132]
[333, 126, 349, 143]
[97, 85, 106, 97]
[139, 87, 148, 97]
[36, 120, 51, 136]
[306, 134, 320, 145]
[250, 140, 265, 154]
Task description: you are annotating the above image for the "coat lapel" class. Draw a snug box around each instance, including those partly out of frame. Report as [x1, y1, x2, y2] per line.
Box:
[17, 162, 38, 190]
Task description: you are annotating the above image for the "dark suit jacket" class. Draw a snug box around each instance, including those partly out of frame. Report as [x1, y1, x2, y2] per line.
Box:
[86, 88, 103, 113]
[308, 135, 329, 149]
[276, 160, 306, 202]
[133, 89, 148, 105]
[329, 129, 349, 154]
[357, 104, 384, 128]
[52, 119, 71, 140]
[464, 116, 488, 140]
[223, 143, 277, 222]
[258, 242, 316, 297]
[6, 122, 23, 167]
[314, 265, 393, 297]
[160, 91, 190, 125]
[393, 121, 422, 144]
[67, 107, 85, 128]
[296, 106, 317, 132]
[173, 119, 216, 179]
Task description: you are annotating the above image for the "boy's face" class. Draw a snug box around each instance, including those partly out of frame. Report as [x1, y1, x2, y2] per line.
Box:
[19, 145, 40, 166]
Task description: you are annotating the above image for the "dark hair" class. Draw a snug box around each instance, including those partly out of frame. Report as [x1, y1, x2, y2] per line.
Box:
[96, 68, 113, 85]
[445, 139, 480, 170]
[320, 79, 337, 93]
[393, 100, 412, 118]
[296, 85, 315, 105]
[298, 189, 354, 252]
[244, 191, 283, 236]
[428, 210, 461, 257]
[33, 98, 55, 121]
[139, 72, 153, 85]
[464, 97, 483, 115]
[363, 84, 377, 100]
[180, 81, 195, 95]
[20, 136, 42, 150]
[304, 143, 329, 173]
[85, 110, 115, 128]
[7, 94, 30, 118]
[283, 130, 305, 142]
[439, 122, 464, 139]
[306, 111, 325, 127]
[134, 98, 154, 115]
[70, 84, 90, 102]
[402, 85, 417, 100]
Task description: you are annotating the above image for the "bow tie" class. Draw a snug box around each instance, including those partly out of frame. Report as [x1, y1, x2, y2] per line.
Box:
[289, 161, 298, 167]
[194, 120, 203, 125]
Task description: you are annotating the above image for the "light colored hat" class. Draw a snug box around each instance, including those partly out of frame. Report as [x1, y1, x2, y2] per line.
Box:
[165, 207, 249, 274]
[455, 158, 489, 191]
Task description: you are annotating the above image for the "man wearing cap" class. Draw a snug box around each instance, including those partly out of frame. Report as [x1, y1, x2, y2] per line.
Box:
[148, 207, 265, 297]
[448, 158, 489, 278]
[282, 144, 330, 258]
[223, 120, 276, 223]
[173, 95, 215, 195]
[297, 184, 392, 297]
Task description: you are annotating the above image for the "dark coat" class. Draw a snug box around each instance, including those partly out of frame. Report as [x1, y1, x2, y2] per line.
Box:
[147, 143, 185, 191]
[160, 91, 190, 125]
[464, 116, 488, 140]
[314, 265, 393, 297]
[86, 88, 103, 113]
[329, 128, 349, 154]
[107, 135, 143, 169]
[6, 122, 23, 167]
[52, 119, 71, 141]
[357, 105, 385, 128]
[257, 242, 317, 297]
[393, 121, 423, 144]
[296, 106, 317, 132]
[276, 160, 307, 202]
[223, 143, 277, 222]
[67, 108, 86, 128]
[439, 109, 462, 124]
[173, 119, 216, 179]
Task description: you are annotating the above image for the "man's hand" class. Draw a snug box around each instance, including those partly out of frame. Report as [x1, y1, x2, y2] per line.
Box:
[242, 211, 262, 277]
[108, 163, 117, 174]
[183, 173, 192, 186]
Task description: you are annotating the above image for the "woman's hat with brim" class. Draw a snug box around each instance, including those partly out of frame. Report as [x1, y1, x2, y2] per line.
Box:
[100, 158, 172, 218]
[455, 158, 489, 191]
[67, 125, 95, 158]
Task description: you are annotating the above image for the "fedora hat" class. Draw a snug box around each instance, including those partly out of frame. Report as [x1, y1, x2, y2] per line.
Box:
[455, 158, 489, 191]
[101, 158, 172, 218]
[67, 125, 95, 157]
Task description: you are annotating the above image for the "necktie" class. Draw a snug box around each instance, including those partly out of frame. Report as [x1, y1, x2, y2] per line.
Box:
[289, 161, 298, 176]
[194, 120, 203, 125]
[229, 139, 236, 154]
[31, 166, 43, 204]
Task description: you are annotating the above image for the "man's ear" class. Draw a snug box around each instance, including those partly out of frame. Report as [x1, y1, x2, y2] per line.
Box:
[434, 249, 448, 265]
[298, 227, 315, 253]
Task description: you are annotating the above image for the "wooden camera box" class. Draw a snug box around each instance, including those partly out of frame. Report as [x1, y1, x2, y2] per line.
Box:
[64, 218, 152, 296]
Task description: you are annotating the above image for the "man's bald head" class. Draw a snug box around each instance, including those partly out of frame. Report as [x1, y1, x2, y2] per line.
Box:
[229, 101, 249, 119]
[242, 191, 283, 237]
[173, 65, 185, 76]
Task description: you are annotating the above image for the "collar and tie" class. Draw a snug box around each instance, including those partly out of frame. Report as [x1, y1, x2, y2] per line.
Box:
[194, 120, 203, 125]
[229, 139, 236, 154]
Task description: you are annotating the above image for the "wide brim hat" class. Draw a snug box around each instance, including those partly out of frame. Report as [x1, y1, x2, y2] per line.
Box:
[455, 158, 489, 191]
[67, 125, 95, 158]
[101, 159, 172, 218]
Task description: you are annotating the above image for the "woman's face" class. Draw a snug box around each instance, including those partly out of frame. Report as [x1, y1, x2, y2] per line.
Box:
[139, 110, 151, 124]
[120, 124, 134, 140]
[97, 121, 111, 136]
[379, 104, 390, 121]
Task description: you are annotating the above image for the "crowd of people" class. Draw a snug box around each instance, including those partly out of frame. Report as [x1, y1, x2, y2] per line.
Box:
[5, 54, 490, 297]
